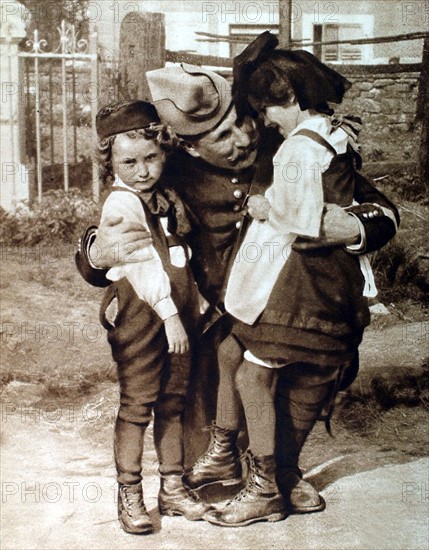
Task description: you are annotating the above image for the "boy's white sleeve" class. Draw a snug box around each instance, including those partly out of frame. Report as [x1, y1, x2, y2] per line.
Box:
[268, 136, 326, 238]
[100, 191, 178, 320]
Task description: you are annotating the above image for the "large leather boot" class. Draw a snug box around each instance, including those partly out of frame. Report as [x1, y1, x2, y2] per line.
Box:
[277, 467, 325, 514]
[158, 474, 212, 521]
[117, 483, 154, 535]
[183, 423, 242, 490]
[203, 451, 286, 527]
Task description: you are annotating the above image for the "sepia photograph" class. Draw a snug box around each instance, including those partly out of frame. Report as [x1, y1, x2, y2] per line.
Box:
[1, 0, 428, 548]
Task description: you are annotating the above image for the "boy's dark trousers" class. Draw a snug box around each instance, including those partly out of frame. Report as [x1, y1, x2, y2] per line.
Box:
[114, 392, 186, 485]
[100, 278, 194, 482]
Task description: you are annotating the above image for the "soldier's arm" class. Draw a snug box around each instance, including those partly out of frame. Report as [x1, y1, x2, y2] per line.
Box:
[348, 171, 399, 253]
[75, 216, 152, 287]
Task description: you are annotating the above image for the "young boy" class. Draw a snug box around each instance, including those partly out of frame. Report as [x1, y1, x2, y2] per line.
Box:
[95, 100, 210, 534]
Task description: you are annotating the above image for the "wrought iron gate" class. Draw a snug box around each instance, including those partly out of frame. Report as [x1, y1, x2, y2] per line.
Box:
[18, 21, 100, 202]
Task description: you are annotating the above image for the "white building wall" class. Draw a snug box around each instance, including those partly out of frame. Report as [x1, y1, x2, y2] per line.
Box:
[93, 0, 426, 62]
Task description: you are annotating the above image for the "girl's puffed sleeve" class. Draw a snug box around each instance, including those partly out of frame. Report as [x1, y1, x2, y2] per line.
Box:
[268, 136, 325, 238]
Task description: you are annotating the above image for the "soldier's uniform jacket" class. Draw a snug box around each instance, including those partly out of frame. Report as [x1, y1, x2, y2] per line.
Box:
[159, 146, 275, 305]
[76, 128, 399, 309]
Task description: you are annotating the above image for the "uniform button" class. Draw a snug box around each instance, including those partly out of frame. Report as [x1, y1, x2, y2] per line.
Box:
[235, 220, 241, 229]
[233, 189, 243, 199]
[231, 177, 239, 184]
[233, 204, 241, 212]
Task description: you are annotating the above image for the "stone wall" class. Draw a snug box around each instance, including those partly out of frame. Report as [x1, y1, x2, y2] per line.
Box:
[222, 63, 422, 173]
[334, 64, 421, 170]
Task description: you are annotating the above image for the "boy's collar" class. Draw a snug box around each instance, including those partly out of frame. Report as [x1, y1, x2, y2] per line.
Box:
[112, 175, 191, 236]
[113, 174, 131, 190]
[113, 174, 168, 215]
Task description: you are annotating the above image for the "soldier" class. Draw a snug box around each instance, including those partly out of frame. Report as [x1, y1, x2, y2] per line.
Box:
[76, 63, 399, 516]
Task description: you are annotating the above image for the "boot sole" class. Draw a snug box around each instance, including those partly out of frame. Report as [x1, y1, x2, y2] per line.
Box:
[158, 505, 205, 521]
[204, 511, 287, 527]
[118, 517, 154, 535]
[184, 477, 243, 490]
[286, 495, 326, 515]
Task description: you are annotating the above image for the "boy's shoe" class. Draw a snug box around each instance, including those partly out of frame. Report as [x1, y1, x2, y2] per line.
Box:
[158, 474, 212, 520]
[203, 451, 286, 527]
[118, 483, 154, 535]
[183, 423, 242, 489]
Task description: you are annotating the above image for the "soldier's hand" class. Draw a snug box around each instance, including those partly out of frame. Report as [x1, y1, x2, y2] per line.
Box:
[89, 215, 152, 268]
[321, 204, 360, 245]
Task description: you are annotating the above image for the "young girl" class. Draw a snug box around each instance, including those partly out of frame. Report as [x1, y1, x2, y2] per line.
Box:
[95, 100, 210, 534]
[186, 33, 398, 527]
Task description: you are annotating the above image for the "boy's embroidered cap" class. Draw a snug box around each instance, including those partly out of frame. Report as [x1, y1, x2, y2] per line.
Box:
[146, 63, 232, 136]
[96, 100, 160, 140]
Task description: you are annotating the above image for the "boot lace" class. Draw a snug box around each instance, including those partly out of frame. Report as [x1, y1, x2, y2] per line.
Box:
[122, 488, 145, 513]
[230, 451, 257, 503]
[192, 424, 220, 465]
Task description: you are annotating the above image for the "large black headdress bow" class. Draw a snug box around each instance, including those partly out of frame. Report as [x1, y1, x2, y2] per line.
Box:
[233, 31, 278, 120]
[233, 31, 351, 120]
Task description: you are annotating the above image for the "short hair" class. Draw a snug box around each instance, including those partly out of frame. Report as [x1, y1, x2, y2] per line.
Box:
[235, 48, 350, 118]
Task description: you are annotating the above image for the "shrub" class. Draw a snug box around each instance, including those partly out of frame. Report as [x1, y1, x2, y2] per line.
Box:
[363, 166, 427, 204]
[372, 235, 429, 304]
[41, 158, 93, 192]
[0, 189, 102, 245]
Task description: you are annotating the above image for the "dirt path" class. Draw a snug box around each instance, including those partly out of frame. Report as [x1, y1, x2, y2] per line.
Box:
[1, 250, 428, 548]
[1, 381, 428, 550]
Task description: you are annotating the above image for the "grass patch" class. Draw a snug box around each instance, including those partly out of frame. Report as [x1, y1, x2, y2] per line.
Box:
[338, 358, 429, 440]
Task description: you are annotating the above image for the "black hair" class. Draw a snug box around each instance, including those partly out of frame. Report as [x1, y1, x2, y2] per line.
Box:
[248, 59, 296, 109]
[233, 35, 351, 120]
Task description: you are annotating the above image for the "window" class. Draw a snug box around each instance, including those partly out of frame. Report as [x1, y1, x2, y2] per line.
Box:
[229, 25, 278, 58]
[313, 24, 363, 63]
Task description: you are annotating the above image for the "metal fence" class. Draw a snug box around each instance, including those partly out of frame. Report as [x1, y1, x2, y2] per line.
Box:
[18, 21, 100, 202]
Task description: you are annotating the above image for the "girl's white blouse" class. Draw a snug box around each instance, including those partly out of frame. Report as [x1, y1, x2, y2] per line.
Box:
[225, 114, 376, 325]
